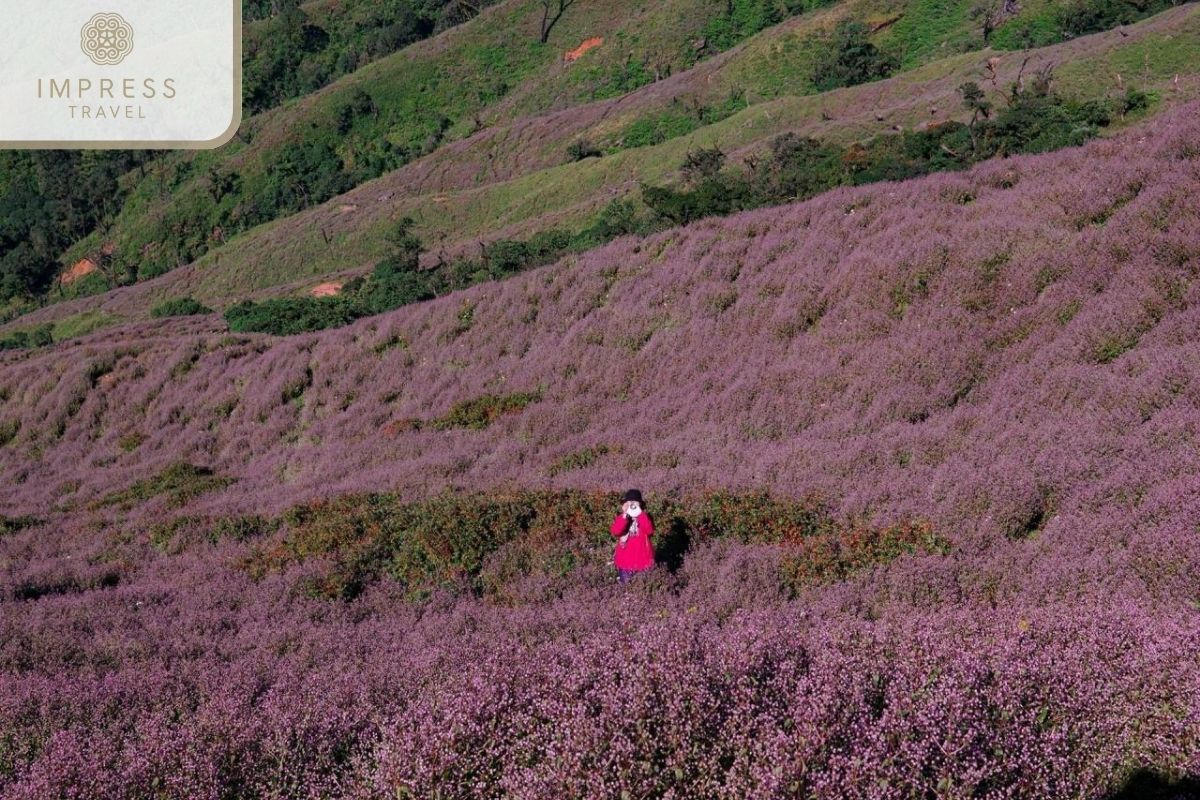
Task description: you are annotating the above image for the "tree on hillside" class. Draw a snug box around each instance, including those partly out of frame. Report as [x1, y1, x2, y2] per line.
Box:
[262, 141, 350, 215]
[808, 20, 899, 92]
[680, 147, 726, 184]
[538, 0, 578, 43]
[0, 150, 150, 303]
[437, 0, 486, 30]
[970, 0, 1019, 43]
[960, 80, 993, 154]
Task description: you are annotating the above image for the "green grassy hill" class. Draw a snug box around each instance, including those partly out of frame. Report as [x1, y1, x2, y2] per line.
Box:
[59, 0, 758, 284]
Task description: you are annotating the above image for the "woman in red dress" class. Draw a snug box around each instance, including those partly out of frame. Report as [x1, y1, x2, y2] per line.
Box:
[610, 489, 655, 582]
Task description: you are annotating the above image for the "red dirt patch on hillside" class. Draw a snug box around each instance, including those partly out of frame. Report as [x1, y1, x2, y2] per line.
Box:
[564, 37, 603, 63]
[310, 282, 344, 298]
[61, 242, 115, 286]
[61, 258, 99, 286]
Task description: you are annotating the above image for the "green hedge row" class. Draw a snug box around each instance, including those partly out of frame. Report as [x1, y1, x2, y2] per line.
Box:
[221, 489, 947, 602]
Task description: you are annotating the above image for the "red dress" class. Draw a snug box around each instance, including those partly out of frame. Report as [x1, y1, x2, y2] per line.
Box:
[610, 513, 655, 572]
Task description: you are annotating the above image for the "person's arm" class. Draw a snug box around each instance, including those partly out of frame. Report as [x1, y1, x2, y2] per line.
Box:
[610, 513, 631, 536]
[643, 514, 655, 537]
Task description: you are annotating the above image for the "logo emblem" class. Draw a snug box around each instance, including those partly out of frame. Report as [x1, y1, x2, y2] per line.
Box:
[80, 12, 134, 65]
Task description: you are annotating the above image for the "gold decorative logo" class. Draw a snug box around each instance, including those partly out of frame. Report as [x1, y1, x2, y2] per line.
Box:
[80, 12, 134, 66]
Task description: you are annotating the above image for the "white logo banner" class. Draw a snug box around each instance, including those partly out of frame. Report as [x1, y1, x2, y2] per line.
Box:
[0, 0, 240, 148]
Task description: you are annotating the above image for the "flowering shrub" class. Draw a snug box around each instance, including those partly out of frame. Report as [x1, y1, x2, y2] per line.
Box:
[0, 532, 1196, 797]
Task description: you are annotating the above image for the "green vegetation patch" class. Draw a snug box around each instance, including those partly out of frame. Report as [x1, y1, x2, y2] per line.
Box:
[389, 391, 544, 434]
[234, 489, 947, 602]
[607, 91, 749, 153]
[696, 0, 834, 57]
[151, 297, 213, 318]
[148, 513, 278, 554]
[52, 311, 118, 342]
[92, 463, 233, 511]
[0, 325, 53, 351]
[548, 444, 614, 475]
[641, 77, 1134, 225]
[990, 0, 1180, 49]
[0, 515, 41, 537]
[430, 391, 544, 430]
[809, 19, 900, 92]
[224, 205, 645, 336]
[0, 420, 18, 447]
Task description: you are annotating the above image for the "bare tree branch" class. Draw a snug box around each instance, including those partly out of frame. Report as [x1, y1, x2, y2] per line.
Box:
[539, 0, 578, 44]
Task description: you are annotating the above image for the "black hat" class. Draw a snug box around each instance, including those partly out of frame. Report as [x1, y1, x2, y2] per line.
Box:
[622, 489, 644, 504]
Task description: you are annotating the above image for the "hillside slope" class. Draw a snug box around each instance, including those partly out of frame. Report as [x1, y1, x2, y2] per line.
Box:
[8, 3, 1199, 338]
[3, 103, 1198, 547]
[3, 100, 1200, 800]
[51, 0, 776, 283]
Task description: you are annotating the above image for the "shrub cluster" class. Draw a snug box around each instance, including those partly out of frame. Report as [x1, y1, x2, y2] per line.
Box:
[565, 139, 602, 162]
[226, 204, 646, 335]
[643, 78, 1137, 225]
[995, 0, 1182, 47]
[236, 488, 945, 601]
[1059, 0, 1178, 37]
[225, 295, 360, 336]
[149, 297, 213, 318]
[808, 20, 899, 92]
[0, 324, 53, 351]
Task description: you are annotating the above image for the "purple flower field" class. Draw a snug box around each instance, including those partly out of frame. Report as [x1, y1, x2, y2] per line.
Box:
[2, 104, 1200, 797]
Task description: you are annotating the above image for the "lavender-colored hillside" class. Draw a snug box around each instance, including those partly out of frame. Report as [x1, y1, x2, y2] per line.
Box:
[5, 105, 1200, 533]
[1, 105, 1199, 797]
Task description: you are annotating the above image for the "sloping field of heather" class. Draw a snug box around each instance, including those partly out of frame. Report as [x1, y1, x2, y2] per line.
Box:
[4, 103, 1200, 523]
[2, 105, 1200, 797]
